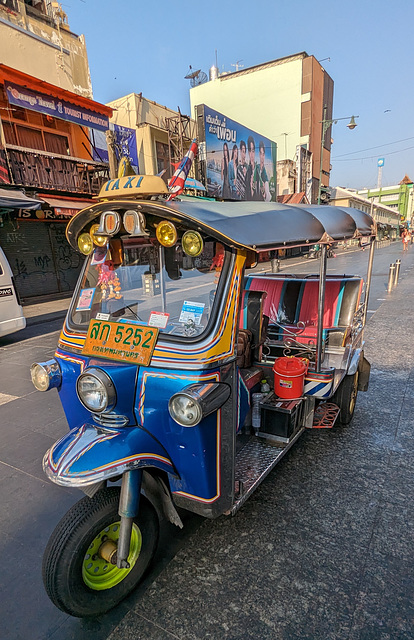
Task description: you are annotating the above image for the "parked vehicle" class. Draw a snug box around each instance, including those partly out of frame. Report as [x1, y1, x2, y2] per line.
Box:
[31, 175, 376, 617]
[0, 246, 26, 338]
[305, 243, 336, 259]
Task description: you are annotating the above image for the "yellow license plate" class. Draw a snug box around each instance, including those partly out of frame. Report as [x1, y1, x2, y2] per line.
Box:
[82, 320, 159, 365]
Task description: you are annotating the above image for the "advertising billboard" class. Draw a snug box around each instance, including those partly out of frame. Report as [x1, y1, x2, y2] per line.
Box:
[91, 124, 139, 173]
[197, 105, 277, 201]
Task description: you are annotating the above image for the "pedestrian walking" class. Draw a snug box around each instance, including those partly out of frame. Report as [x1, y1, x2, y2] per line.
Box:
[402, 228, 410, 252]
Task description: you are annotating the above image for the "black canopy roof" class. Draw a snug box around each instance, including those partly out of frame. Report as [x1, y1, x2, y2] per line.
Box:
[67, 198, 376, 252]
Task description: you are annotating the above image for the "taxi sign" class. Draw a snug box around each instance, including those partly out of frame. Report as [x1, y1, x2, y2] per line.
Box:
[97, 175, 168, 200]
[82, 319, 159, 365]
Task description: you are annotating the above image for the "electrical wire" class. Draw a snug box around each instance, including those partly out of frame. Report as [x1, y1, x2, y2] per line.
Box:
[333, 136, 414, 158]
[334, 145, 414, 162]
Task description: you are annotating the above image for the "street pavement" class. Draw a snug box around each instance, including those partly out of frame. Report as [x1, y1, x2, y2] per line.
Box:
[0, 241, 413, 639]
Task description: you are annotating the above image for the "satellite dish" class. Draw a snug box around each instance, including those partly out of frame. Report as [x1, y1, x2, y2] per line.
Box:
[191, 71, 208, 87]
[185, 67, 208, 87]
[185, 67, 201, 80]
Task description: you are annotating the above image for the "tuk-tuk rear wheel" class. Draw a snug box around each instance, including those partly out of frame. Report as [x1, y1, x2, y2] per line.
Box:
[42, 486, 159, 618]
[332, 371, 359, 426]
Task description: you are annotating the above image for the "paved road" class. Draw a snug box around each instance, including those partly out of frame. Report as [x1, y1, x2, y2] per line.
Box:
[0, 240, 413, 640]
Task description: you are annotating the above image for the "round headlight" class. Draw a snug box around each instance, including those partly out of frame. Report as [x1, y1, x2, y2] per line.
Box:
[78, 232, 94, 255]
[90, 223, 108, 247]
[182, 230, 203, 257]
[156, 221, 177, 247]
[168, 393, 203, 427]
[76, 368, 116, 413]
[30, 359, 61, 392]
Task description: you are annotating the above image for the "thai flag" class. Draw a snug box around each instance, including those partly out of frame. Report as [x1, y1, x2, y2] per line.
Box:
[167, 139, 198, 201]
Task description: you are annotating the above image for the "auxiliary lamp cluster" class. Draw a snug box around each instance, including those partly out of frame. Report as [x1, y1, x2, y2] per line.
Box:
[77, 210, 204, 259]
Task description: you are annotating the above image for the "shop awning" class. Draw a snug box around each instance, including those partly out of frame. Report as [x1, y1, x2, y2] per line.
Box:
[0, 188, 42, 210]
[39, 195, 93, 216]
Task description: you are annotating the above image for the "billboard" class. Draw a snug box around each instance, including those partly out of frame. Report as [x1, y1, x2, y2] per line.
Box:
[197, 105, 277, 201]
[91, 124, 139, 173]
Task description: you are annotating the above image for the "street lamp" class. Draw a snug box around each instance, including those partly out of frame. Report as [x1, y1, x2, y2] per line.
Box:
[317, 106, 359, 204]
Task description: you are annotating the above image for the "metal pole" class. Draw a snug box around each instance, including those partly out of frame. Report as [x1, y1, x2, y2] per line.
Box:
[317, 106, 327, 205]
[387, 264, 395, 293]
[362, 236, 376, 326]
[158, 245, 167, 312]
[316, 244, 327, 371]
[394, 259, 401, 286]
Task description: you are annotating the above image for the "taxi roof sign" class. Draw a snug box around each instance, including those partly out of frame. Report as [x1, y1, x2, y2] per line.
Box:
[96, 175, 169, 200]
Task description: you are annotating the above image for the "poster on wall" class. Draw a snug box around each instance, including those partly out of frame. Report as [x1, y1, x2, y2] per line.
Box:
[91, 124, 139, 173]
[197, 104, 277, 201]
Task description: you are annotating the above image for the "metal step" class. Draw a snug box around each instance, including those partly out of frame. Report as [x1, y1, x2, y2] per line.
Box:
[231, 428, 305, 515]
[312, 402, 340, 428]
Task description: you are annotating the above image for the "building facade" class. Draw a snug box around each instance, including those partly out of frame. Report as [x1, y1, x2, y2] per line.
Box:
[330, 187, 400, 239]
[107, 93, 195, 182]
[0, 0, 92, 96]
[189, 52, 334, 203]
[0, 2, 113, 300]
[358, 175, 414, 227]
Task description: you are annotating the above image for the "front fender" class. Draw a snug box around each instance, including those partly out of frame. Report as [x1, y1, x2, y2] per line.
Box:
[43, 423, 177, 487]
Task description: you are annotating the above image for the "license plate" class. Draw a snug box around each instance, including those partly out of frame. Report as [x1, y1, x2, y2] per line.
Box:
[82, 320, 159, 365]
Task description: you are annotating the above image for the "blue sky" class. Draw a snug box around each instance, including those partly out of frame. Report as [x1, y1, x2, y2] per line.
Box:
[65, 0, 411, 190]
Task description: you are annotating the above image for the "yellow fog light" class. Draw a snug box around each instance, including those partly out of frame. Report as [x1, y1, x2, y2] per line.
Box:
[156, 221, 177, 247]
[182, 230, 203, 257]
[90, 224, 108, 247]
[78, 233, 94, 255]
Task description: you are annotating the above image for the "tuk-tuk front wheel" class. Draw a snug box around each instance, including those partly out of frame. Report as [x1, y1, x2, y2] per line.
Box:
[42, 487, 159, 618]
[333, 371, 359, 425]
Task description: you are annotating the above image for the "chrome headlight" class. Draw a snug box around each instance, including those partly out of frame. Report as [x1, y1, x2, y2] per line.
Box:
[169, 393, 203, 427]
[76, 368, 116, 413]
[169, 383, 231, 427]
[30, 359, 61, 392]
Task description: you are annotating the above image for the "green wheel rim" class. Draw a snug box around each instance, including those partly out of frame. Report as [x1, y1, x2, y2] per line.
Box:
[82, 521, 142, 591]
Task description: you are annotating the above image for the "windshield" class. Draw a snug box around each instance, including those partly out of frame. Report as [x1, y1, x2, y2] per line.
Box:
[70, 236, 226, 338]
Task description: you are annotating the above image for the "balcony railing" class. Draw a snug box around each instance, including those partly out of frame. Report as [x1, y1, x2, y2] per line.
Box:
[6, 146, 110, 194]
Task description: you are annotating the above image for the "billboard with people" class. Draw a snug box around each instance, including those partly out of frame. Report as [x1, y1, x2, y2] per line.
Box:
[197, 105, 277, 201]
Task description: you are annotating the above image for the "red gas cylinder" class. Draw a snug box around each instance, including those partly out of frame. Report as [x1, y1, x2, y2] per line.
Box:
[273, 357, 308, 399]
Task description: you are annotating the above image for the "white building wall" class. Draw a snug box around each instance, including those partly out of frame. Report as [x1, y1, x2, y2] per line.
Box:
[190, 58, 308, 161]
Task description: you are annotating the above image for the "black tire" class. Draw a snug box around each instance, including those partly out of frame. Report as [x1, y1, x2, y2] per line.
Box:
[332, 371, 359, 426]
[42, 486, 159, 618]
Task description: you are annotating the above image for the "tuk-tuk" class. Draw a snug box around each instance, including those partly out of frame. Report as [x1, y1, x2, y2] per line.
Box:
[31, 175, 376, 617]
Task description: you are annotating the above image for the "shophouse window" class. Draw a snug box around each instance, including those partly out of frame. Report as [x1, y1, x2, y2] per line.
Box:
[156, 141, 171, 182]
[42, 114, 57, 129]
[12, 106, 27, 121]
[2, 121, 18, 146]
[15, 125, 44, 150]
[44, 131, 70, 155]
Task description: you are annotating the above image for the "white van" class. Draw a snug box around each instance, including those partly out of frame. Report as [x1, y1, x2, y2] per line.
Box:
[0, 246, 26, 337]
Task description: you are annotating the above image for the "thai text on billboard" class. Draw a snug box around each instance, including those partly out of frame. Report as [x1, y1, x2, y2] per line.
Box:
[201, 105, 277, 201]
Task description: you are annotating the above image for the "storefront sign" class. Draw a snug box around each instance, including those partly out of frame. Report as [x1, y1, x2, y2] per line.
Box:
[5, 82, 109, 132]
[18, 208, 71, 221]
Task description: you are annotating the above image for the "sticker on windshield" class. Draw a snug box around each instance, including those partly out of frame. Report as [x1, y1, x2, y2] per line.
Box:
[76, 288, 95, 310]
[179, 301, 205, 326]
[148, 311, 170, 329]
